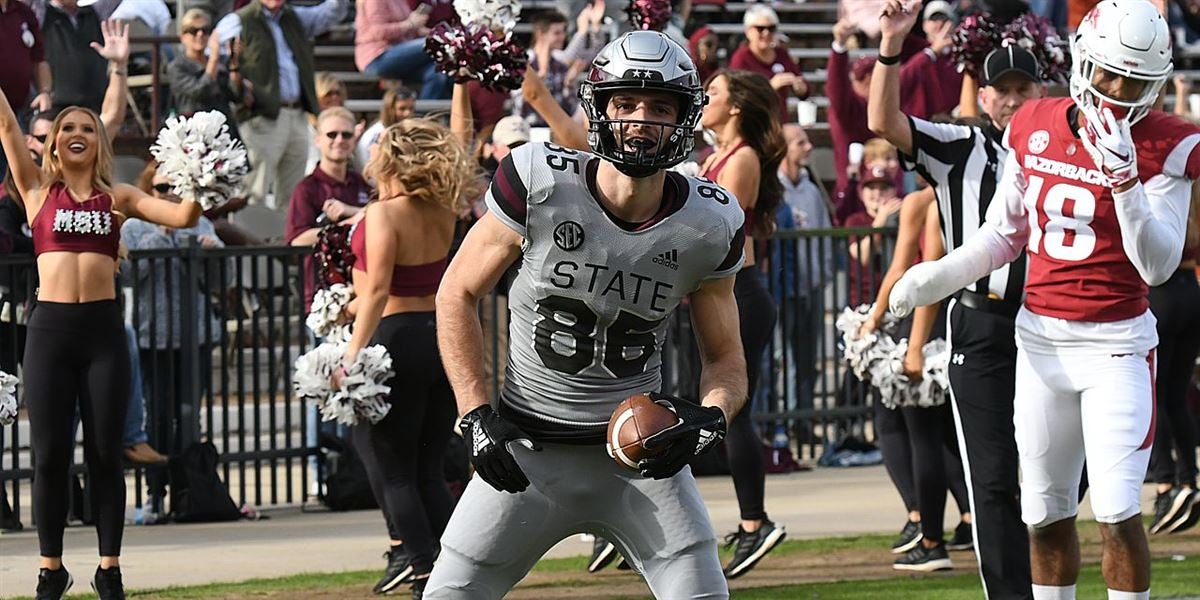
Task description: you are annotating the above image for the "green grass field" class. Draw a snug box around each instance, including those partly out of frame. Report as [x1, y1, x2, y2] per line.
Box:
[17, 536, 1198, 600]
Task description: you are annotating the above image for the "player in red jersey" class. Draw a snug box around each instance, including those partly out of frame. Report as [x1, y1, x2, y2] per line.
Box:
[889, 1, 1195, 599]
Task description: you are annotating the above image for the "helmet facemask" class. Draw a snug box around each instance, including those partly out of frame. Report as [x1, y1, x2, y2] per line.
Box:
[1069, 43, 1169, 124]
[579, 31, 708, 178]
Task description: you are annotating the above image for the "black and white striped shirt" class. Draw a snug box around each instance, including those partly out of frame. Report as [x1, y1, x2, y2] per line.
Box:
[901, 116, 1027, 303]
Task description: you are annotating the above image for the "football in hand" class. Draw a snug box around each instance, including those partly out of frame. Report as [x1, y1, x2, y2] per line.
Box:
[606, 394, 681, 470]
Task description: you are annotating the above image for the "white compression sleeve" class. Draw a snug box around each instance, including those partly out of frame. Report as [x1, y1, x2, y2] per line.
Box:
[1113, 176, 1190, 286]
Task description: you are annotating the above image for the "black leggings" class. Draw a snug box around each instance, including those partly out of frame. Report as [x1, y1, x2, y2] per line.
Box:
[24, 300, 130, 557]
[351, 312, 456, 571]
[1148, 269, 1200, 488]
[726, 267, 776, 522]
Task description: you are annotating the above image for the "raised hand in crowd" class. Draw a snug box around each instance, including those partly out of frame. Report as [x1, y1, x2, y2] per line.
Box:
[926, 16, 954, 55]
[90, 18, 131, 66]
[878, 0, 920, 41]
[576, 0, 605, 33]
[833, 19, 858, 49]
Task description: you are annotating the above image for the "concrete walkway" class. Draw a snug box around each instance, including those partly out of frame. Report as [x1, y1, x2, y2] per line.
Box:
[0, 464, 1133, 596]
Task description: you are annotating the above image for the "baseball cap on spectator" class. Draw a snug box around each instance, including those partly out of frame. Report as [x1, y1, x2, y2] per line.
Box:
[861, 164, 897, 188]
[492, 116, 531, 148]
[923, 0, 957, 22]
[982, 46, 1041, 86]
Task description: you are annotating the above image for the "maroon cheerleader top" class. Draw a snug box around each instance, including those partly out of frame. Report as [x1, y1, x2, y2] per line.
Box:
[701, 140, 754, 234]
[31, 183, 120, 260]
[350, 217, 448, 297]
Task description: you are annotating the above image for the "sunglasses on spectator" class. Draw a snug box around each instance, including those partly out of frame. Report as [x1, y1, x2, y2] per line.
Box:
[153, 183, 172, 194]
[324, 131, 355, 140]
[750, 24, 777, 33]
[32, 134, 47, 143]
[183, 26, 213, 35]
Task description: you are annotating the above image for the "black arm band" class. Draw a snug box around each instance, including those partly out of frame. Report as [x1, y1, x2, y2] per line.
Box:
[877, 53, 901, 66]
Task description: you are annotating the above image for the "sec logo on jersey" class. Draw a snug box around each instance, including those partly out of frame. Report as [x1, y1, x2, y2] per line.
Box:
[1028, 130, 1050, 155]
[554, 221, 585, 251]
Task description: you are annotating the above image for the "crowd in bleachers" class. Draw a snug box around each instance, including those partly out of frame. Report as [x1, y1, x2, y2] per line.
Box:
[2, 0, 1200, 597]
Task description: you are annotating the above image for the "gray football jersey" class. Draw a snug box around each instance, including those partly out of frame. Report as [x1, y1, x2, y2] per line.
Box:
[484, 142, 745, 436]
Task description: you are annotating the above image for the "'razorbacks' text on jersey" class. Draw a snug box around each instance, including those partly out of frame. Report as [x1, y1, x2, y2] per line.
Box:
[485, 142, 744, 441]
[1004, 97, 1200, 322]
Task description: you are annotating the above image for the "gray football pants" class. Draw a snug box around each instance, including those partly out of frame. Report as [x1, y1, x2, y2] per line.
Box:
[424, 442, 728, 599]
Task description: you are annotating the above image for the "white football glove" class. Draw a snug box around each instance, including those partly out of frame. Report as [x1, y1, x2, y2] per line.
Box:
[1078, 105, 1138, 188]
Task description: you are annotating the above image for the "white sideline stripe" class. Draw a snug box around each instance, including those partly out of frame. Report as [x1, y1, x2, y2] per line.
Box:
[946, 298, 990, 600]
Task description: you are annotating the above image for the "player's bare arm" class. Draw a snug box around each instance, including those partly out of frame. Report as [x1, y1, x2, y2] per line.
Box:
[436, 212, 524, 417]
[866, 0, 918, 156]
[688, 275, 747, 424]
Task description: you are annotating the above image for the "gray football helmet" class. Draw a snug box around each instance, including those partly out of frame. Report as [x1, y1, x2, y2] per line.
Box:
[579, 31, 707, 177]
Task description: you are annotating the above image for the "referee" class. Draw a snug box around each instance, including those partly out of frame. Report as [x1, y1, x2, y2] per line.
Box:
[867, 3, 1045, 599]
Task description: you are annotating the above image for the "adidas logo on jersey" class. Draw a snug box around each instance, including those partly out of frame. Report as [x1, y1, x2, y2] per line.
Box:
[652, 249, 679, 270]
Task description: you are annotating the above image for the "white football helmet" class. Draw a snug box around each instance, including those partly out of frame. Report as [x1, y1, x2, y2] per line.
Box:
[1069, 0, 1172, 124]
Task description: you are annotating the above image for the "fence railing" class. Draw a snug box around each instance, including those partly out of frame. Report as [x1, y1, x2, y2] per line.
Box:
[0, 226, 898, 518]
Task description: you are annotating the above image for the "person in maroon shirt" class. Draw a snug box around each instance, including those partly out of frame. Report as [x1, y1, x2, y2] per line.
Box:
[728, 5, 808, 122]
[287, 106, 373, 310]
[0, 0, 50, 116]
[844, 163, 902, 308]
[826, 18, 957, 192]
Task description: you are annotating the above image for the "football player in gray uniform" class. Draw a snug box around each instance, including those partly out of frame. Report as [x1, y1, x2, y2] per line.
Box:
[429, 31, 748, 599]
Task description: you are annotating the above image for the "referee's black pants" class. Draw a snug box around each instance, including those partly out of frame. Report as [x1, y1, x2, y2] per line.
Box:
[946, 300, 1031, 600]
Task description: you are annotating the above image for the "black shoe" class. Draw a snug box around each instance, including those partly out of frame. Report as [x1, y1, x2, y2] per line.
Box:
[1149, 488, 1193, 535]
[893, 542, 953, 572]
[91, 566, 125, 600]
[373, 546, 415, 594]
[722, 519, 787, 579]
[891, 520, 923, 554]
[616, 554, 631, 570]
[1166, 488, 1200, 534]
[35, 567, 72, 600]
[587, 537, 619, 573]
[946, 521, 974, 551]
[410, 569, 430, 600]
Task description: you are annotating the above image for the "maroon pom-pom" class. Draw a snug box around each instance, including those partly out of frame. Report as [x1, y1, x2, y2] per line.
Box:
[951, 12, 1070, 84]
[425, 23, 528, 91]
[316, 223, 354, 288]
[627, 0, 672, 31]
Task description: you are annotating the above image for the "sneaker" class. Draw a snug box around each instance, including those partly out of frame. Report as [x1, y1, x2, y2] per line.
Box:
[91, 566, 125, 600]
[373, 546, 415, 594]
[891, 520, 923, 554]
[893, 542, 953, 572]
[722, 519, 787, 579]
[1165, 488, 1200, 534]
[946, 521, 974, 551]
[616, 555, 631, 570]
[410, 567, 431, 600]
[587, 537, 619, 573]
[35, 567, 72, 600]
[1149, 488, 1194, 535]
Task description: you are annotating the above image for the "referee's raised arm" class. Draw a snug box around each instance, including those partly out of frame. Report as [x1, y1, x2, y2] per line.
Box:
[867, 0, 919, 156]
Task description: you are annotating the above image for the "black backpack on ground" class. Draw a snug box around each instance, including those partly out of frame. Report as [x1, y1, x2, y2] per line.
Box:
[321, 433, 378, 511]
[168, 441, 242, 523]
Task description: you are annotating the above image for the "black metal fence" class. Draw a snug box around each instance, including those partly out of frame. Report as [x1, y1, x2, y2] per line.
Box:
[0, 226, 897, 519]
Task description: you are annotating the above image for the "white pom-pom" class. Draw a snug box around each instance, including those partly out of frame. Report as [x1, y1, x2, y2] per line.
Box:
[873, 339, 951, 409]
[293, 342, 395, 427]
[0, 370, 17, 426]
[835, 304, 897, 380]
[670, 161, 700, 177]
[306, 283, 354, 342]
[454, 0, 521, 30]
[150, 111, 249, 211]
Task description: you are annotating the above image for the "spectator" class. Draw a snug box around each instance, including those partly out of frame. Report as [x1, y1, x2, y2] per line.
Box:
[122, 162, 223, 512]
[835, 138, 901, 225]
[357, 86, 414, 167]
[307, 72, 365, 173]
[845, 163, 902, 307]
[559, 0, 609, 66]
[827, 18, 953, 193]
[38, 0, 121, 114]
[729, 5, 809, 122]
[515, 10, 580, 128]
[215, 0, 347, 214]
[771, 123, 833, 434]
[688, 25, 720, 85]
[917, 2, 964, 116]
[0, 0, 50, 116]
[354, 0, 451, 100]
[287, 106, 372, 310]
[168, 8, 250, 141]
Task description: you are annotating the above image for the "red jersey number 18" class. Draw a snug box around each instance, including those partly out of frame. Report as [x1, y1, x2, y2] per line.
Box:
[1024, 174, 1098, 262]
